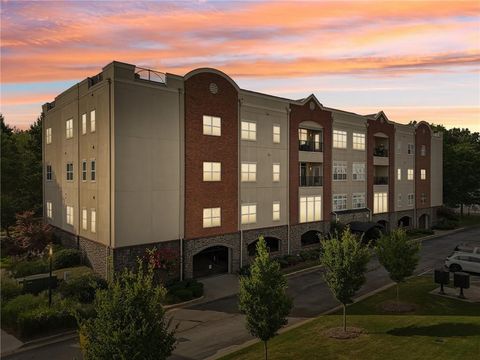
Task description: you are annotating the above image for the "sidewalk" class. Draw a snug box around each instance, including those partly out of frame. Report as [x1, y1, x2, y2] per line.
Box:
[1, 329, 23, 356]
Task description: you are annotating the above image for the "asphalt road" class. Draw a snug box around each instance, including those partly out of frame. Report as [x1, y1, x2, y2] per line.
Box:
[4, 227, 480, 360]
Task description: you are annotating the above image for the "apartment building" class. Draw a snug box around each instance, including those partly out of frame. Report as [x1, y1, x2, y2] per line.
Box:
[43, 61, 443, 279]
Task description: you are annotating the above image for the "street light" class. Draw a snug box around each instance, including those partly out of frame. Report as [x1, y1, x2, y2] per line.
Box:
[48, 244, 53, 307]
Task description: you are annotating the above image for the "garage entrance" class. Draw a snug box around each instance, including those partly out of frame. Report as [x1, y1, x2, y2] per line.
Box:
[193, 246, 229, 278]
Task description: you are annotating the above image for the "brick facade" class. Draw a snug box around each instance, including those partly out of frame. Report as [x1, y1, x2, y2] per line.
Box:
[184, 70, 239, 240]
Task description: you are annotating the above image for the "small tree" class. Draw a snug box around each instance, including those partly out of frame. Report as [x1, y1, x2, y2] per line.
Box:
[239, 236, 292, 360]
[79, 262, 176, 360]
[12, 210, 52, 254]
[321, 227, 370, 332]
[376, 228, 420, 305]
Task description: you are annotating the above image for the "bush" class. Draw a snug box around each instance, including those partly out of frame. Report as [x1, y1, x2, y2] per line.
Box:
[276, 257, 289, 269]
[285, 255, 302, 266]
[406, 228, 434, 237]
[299, 249, 321, 262]
[1, 294, 45, 328]
[52, 249, 82, 270]
[58, 273, 108, 303]
[1, 274, 22, 301]
[165, 278, 204, 304]
[238, 265, 251, 277]
[17, 305, 77, 338]
[433, 219, 458, 230]
[12, 258, 49, 278]
[437, 206, 459, 221]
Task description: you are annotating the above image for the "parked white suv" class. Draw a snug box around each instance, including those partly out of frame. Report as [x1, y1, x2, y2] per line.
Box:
[445, 252, 480, 273]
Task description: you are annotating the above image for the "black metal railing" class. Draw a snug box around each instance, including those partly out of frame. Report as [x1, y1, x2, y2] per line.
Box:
[374, 176, 389, 185]
[88, 73, 103, 88]
[300, 176, 323, 187]
[373, 147, 388, 157]
[299, 140, 323, 152]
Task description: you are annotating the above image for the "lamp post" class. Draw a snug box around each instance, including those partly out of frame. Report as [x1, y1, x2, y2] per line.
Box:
[48, 244, 53, 307]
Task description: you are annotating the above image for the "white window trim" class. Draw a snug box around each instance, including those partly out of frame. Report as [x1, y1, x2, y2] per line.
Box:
[203, 115, 221, 136]
[46, 201, 53, 219]
[273, 124, 281, 144]
[333, 161, 347, 181]
[352, 132, 365, 150]
[90, 110, 96, 133]
[46, 128, 52, 144]
[82, 113, 87, 135]
[90, 159, 96, 182]
[241, 203, 257, 225]
[352, 163, 365, 181]
[352, 193, 365, 209]
[241, 162, 257, 182]
[272, 201, 280, 221]
[241, 121, 257, 141]
[203, 162, 221, 182]
[46, 164, 53, 181]
[408, 193, 414, 206]
[272, 163, 280, 182]
[407, 143, 414, 155]
[66, 119, 73, 139]
[66, 206, 74, 225]
[90, 209, 96, 233]
[397, 168, 402, 181]
[82, 160, 87, 182]
[333, 130, 347, 149]
[299, 196, 322, 223]
[398, 194, 402, 207]
[407, 169, 414, 181]
[82, 208, 88, 230]
[421, 169, 427, 180]
[203, 207, 221, 228]
[66, 162, 74, 181]
[373, 192, 388, 214]
[333, 194, 348, 211]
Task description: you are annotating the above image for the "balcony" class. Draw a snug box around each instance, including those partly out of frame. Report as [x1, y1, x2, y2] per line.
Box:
[374, 176, 388, 185]
[300, 175, 323, 187]
[299, 140, 323, 152]
[373, 146, 388, 157]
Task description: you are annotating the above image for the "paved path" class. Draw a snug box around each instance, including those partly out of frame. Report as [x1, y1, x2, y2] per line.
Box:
[4, 227, 480, 360]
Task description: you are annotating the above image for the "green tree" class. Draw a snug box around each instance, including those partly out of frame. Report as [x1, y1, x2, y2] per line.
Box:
[376, 228, 420, 305]
[79, 263, 176, 360]
[239, 236, 292, 360]
[321, 227, 370, 332]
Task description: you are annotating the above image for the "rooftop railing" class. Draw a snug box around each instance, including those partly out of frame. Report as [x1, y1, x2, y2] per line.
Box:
[135, 67, 166, 84]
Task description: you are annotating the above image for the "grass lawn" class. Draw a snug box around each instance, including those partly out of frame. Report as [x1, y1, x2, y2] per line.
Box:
[221, 276, 480, 360]
[458, 215, 480, 227]
[52, 265, 92, 279]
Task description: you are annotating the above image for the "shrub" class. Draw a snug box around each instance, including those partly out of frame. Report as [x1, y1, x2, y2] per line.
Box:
[299, 249, 321, 262]
[58, 273, 108, 303]
[52, 248, 82, 270]
[433, 218, 459, 230]
[276, 257, 289, 269]
[11, 211, 53, 254]
[12, 258, 48, 278]
[285, 255, 301, 266]
[1, 273, 22, 301]
[238, 265, 251, 277]
[22, 274, 58, 295]
[1, 294, 45, 328]
[165, 278, 204, 304]
[437, 206, 459, 221]
[17, 305, 77, 338]
[406, 228, 434, 237]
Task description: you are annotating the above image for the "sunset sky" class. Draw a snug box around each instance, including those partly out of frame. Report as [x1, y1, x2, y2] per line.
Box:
[1, 0, 479, 131]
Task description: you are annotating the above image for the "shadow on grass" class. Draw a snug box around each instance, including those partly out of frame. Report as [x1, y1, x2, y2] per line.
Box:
[388, 323, 480, 337]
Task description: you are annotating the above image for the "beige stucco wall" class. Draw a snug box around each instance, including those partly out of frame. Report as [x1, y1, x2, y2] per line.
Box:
[239, 94, 289, 230]
[113, 65, 184, 248]
[330, 111, 368, 209]
[430, 132, 443, 207]
[394, 124, 415, 211]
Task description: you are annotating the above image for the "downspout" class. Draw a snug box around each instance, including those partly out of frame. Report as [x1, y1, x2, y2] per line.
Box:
[286, 106, 291, 255]
[239, 98, 243, 268]
[178, 87, 184, 281]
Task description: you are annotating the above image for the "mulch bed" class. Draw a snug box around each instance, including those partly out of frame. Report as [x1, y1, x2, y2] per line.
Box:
[324, 327, 365, 339]
[380, 300, 417, 313]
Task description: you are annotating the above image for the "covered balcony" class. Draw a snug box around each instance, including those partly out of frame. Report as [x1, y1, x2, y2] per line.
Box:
[373, 165, 389, 185]
[300, 162, 323, 187]
[373, 132, 389, 166]
[299, 128, 323, 152]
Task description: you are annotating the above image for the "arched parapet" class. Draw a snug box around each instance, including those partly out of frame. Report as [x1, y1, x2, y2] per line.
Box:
[184, 67, 240, 92]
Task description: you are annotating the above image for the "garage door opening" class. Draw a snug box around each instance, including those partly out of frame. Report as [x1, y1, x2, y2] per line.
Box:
[193, 246, 229, 278]
[248, 237, 280, 257]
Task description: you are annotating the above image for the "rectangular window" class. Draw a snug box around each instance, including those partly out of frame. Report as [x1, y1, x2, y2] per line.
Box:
[241, 204, 257, 224]
[272, 163, 280, 182]
[241, 121, 256, 141]
[66, 162, 74, 181]
[46, 164, 52, 181]
[241, 162, 256, 182]
[203, 207, 221, 228]
[272, 202, 280, 221]
[299, 196, 322, 223]
[374, 192, 388, 214]
[407, 169, 414, 180]
[421, 169, 426, 180]
[396, 141, 401, 154]
[82, 113, 87, 135]
[82, 160, 87, 181]
[66, 119, 73, 139]
[46, 128, 52, 144]
[46, 201, 52, 218]
[91, 209, 96, 233]
[273, 125, 281, 144]
[352, 193, 365, 209]
[407, 143, 414, 155]
[66, 206, 74, 225]
[203, 162, 221, 181]
[398, 194, 402, 207]
[352, 163, 365, 181]
[397, 168, 402, 181]
[203, 115, 221, 136]
[333, 194, 347, 211]
[421, 193, 427, 204]
[333, 130, 347, 149]
[352, 133, 365, 150]
[408, 193, 414, 206]
[420, 145, 426, 156]
[91, 160, 96, 181]
[90, 110, 96, 133]
[82, 208, 88, 230]
[333, 161, 347, 181]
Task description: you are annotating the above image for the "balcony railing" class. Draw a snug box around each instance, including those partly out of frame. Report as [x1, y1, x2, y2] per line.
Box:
[374, 176, 388, 185]
[373, 147, 388, 157]
[300, 175, 323, 187]
[299, 140, 323, 152]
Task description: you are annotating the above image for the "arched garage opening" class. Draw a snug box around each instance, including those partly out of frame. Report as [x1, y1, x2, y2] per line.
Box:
[193, 245, 229, 278]
[418, 214, 430, 229]
[248, 237, 280, 257]
[398, 216, 411, 228]
[377, 220, 389, 232]
[301, 230, 322, 247]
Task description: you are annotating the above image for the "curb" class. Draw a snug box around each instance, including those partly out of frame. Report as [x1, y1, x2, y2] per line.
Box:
[1, 331, 78, 358]
[165, 296, 205, 312]
[285, 264, 323, 278]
